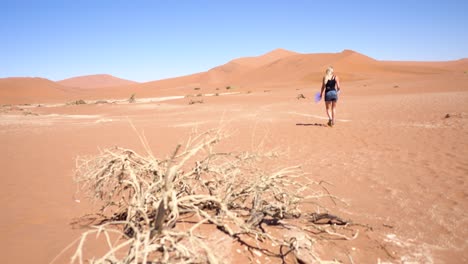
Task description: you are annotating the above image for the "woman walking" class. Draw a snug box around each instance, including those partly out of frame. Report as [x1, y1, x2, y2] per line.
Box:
[320, 66, 341, 126]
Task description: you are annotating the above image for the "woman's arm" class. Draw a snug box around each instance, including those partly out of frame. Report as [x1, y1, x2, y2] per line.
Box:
[320, 77, 326, 98]
[335, 76, 341, 92]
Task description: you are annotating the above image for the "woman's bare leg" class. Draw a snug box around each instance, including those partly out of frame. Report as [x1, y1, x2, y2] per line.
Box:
[331, 101, 337, 125]
[325, 101, 332, 125]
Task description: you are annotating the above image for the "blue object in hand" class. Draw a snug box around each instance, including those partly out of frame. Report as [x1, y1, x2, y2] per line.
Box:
[314, 92, 321, 103]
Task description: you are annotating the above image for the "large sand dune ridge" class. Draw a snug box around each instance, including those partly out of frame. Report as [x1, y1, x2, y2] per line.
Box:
[1, 49, 466, 104]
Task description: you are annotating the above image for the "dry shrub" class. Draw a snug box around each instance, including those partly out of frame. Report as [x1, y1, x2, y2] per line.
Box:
[67, 130, 349, 264]
[67, 99, 87, 105]
[188, 99, 203, 105]
[129, 94, 136, 103]
[23, 111, 39, 116]
[296, 94, 306, 100]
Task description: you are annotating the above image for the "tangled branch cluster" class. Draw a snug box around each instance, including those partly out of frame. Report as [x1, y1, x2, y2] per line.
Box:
[70, 130, 342, 264]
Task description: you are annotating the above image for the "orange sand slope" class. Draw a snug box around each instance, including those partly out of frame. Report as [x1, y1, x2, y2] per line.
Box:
[1, 49, 467, 104]
[57, 74, 138, 89]
[0, 77, 73, 105]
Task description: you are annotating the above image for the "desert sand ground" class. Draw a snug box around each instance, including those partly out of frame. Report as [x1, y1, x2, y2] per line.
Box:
[0, 51, 467, 263]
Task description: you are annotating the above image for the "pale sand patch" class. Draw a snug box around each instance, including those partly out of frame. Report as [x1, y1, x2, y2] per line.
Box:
[171, 121, 209, 128]
[0, 115, 54, 126]
[11, 103, 65, 108]
[14, 92, 242, 109]
[134, 96, 185, 103]
[94, 118, 114, 124]
[131, 92, 240, 104]
[384, 234, 434, 264]
[0, 114, 103, 126]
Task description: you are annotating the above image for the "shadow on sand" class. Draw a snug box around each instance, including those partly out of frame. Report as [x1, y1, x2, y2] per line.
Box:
[296, 123, 328, 127]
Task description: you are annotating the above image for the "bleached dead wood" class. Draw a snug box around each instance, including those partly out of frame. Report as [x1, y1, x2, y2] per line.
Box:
[63, 129, 351, 263]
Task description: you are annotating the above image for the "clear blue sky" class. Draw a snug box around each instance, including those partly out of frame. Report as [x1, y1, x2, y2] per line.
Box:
[1, 0, 467, 82]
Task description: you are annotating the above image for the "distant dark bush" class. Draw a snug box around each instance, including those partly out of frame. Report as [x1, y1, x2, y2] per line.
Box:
[68, 99, 87, 105]
[129, 94, 136, 103]
[189, 99, 204, 105]
[23, 111, 39, 116]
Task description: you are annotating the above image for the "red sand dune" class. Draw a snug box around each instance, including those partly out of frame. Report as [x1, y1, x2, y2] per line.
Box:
[57, 74, 138, 89]
[0, 77, 75, 104]
[123, 48, 301, 97]
[123, 49, 467, 98]
[1, 49, 466, 104]
[199, 48, 300, 86]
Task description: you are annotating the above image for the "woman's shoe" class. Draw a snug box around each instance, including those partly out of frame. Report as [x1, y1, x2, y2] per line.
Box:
[327, 119, 332, 126]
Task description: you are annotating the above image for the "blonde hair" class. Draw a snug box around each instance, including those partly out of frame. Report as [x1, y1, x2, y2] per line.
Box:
[324, 66, 334, 84]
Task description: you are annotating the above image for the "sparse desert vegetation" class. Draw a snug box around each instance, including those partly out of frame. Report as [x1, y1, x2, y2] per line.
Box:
[296, 94, 306, 99]
[129, 94, 136, 103]
[69, 130, 351, 263]
[188, 99, 204, 105]
[67, 99, 87, 105]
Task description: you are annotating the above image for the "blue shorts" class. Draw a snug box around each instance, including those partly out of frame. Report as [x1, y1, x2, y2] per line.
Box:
[325, 90, 338, 102]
